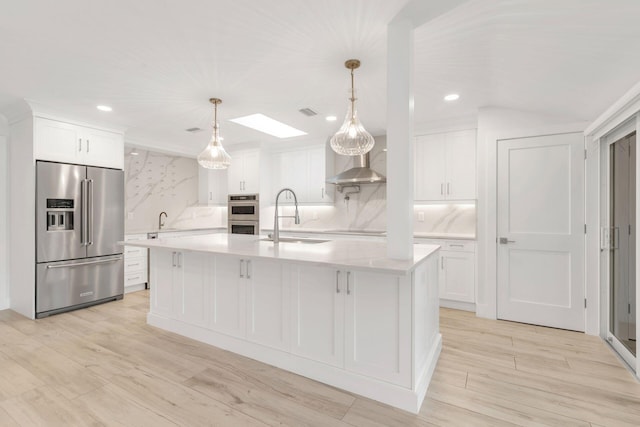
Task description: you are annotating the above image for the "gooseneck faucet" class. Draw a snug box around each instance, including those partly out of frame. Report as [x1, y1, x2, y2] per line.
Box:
[273, 188, 300, 243]
[159, 211, 168, 230]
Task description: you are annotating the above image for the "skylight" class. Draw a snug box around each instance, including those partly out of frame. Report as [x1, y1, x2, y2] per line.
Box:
[229, 114, 307, 138]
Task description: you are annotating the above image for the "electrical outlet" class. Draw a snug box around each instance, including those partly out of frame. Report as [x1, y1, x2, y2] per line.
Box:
[417, 212, 425, 222]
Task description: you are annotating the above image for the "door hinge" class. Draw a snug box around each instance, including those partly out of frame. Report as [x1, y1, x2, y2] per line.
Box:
[584, 298, 587, 308]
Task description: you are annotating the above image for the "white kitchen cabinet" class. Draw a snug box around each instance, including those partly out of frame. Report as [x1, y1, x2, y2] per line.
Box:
[290, 265, 344, 367]
[414, 129, 476, 201]
[210, 255, 246, 338]
[344, 270, 412, 387]
[269, 143, 333, 204]
[245, 258, 289, 350]
[415, 238, 476, 310]
[198, 167, 228, 205]
[149, 248, 210, 327]
[124, 234, 148, 293]
[228, 149, 260, 194]
[34, 117, 124, 169]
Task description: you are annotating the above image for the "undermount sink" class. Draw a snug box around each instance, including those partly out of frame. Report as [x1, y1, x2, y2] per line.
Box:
[260, 237, 329, 244]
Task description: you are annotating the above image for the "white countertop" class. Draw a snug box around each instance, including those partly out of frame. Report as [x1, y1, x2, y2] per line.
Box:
[125, 226, 226, 236]
[124, 233, 439, 275]
[262, 228, 476, 241]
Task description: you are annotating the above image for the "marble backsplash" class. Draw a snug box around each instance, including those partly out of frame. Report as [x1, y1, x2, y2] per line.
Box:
[125, 148, 200, 232]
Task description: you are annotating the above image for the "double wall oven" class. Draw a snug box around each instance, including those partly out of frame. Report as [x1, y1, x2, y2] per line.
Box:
[228, 194, 259, 234]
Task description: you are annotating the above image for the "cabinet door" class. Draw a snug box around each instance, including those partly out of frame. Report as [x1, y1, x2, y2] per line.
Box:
[242, 149, 260, 193]
[82, 128, 124, 169]
[344, 270, 411, 387]
[211, 255, 246, 338]
[440, 250, 475, 303]
[150, 249, 178, 318]
[227, 152, 245, 194]
[445, 130, 476, 200]
[290, 265, 344, 367]
[415, 134, 446, 201]
[34, 118, 83, 164]
[199, 168, 228, 205]
[307, 145, 332, 203]
[246, 259, 289, 350]
[177, 251, 210, 327]
[273, 150, 307, 203]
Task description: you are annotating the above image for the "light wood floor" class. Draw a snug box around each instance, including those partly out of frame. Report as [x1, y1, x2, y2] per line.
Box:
[0, 291, 639, 426]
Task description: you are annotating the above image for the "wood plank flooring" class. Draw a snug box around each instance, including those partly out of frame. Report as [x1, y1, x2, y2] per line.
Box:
[0, 290, 638, 426]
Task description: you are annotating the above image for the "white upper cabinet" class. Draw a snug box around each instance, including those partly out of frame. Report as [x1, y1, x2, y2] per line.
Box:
[34, 117, 124, 169]
[227, 148, 260, 194]
[198, 167, 228, 205]
[414, 129, 476, 201]
[269, 142, 333, 204]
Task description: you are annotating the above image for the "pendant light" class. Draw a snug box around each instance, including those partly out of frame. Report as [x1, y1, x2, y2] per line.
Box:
[197, 98, 232, 169]
[330, 59, 375, 156]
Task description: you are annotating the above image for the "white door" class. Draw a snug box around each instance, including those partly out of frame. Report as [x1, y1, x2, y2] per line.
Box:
[34, 118, 83, 164]
[178, 252, 210, 328]
[83, 128, 124, 169]
[440, 251, 475, 303]
[497, 133, 585, 331]
[211, 255, 246, 338]
[150, 249, 178, 318]
[445, 130, 476, 200]
[414, 134, 446, 201]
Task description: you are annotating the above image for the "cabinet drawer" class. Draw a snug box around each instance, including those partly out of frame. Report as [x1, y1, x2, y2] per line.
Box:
[124, 256, 147, 273]
[125, 269, 148, 286]
[125, 245, 147, 258]
[443, 241, 475, 252]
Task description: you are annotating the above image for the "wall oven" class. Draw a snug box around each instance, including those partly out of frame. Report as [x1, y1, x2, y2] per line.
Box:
[228, 194, 259, 234]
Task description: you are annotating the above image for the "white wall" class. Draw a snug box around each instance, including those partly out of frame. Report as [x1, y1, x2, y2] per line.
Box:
[0, 115, 8, 310]
[476, 107, 589, 323]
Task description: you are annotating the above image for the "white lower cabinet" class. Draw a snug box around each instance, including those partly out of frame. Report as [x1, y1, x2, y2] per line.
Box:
[290, 265, 344, 367]
[150, 249, 210, 327]
[124, 234, 148, 293]
[245, 259, 289, 350]
[210, 255, 246, 338]
[440, 250, 475, 303]
[290, 266, 410, 386]
[344, 270, 411, 387]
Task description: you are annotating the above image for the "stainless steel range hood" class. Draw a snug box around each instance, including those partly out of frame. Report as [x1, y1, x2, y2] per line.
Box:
[326, 152, 386, 185]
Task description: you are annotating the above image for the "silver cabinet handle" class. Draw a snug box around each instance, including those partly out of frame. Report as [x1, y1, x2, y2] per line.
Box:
[86, 139, 90, 152]
[336, 270, 341, 293]
[80, 179, 87, 245]
[177, 252, 182, 268]
[499, 237, 516, 244]
[78, 138, 82, 152]
[447, 182, 450, 195]
[246, 260, 251, 279]
[346, 271, 351, 295]
[449, 244, 464, 248]
[209, 191, 212, 201]
[441, 256, 443, 269]
[172, 252, 177, 267]
[440, 183, 444, 195]
[46, 255, 122, 269]
[240, 259, 245, 278]
[322, 187, 325, 199]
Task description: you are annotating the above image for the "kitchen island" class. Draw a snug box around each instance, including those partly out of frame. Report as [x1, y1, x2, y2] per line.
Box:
[125, 233, 441, 413]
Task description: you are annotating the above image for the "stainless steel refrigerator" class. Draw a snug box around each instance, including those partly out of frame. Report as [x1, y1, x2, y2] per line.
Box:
[36, 161, 124, 318]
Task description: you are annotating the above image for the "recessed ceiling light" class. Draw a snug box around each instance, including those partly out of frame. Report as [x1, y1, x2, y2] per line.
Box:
[229, 114, 307, 138]
[130, 148, 139, 156]
[97, 105, 112, 112]
[443, 94, 459, 102]
[326, 115, 337, 122]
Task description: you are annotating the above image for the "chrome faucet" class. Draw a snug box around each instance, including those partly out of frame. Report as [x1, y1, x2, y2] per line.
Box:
[158, 211, 168, 229]
[273, 188, 300, 243]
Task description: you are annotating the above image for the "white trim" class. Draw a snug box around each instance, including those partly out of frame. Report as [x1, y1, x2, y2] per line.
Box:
[439, 299, 475, 312]
[585, 80, 640, 138]
[148, 312, 440, 414]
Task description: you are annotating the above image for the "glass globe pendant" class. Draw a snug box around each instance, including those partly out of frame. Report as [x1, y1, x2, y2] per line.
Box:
[330, 59, 375, 156]
[197, 98, 231, 169]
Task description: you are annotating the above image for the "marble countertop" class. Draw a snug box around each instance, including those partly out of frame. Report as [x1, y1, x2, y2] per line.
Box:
[124, 233, 439, 275]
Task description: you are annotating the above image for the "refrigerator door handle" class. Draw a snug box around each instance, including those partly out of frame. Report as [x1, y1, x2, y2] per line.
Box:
[46, 256, 123, 269]
[80, 179, 88, 246]
[88, 179, 94, 246]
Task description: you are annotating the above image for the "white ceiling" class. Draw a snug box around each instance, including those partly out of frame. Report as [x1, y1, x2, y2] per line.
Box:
[1, 0, 640, 155]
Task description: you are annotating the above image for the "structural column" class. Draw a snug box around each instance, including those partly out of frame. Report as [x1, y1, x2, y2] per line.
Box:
[386, 18, 414, 260]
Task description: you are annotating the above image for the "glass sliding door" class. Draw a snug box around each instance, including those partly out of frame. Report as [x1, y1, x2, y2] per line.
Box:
[609, 131, 636, 359]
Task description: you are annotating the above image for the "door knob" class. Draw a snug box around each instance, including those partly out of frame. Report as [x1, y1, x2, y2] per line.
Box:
[499, 237, 515, 244]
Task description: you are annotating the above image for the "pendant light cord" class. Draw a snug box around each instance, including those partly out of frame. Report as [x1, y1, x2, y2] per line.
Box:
[350, 68, 356, 118]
